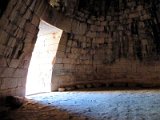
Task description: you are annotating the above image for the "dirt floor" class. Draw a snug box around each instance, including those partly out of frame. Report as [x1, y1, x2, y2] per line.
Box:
[1, 89, 160, 120]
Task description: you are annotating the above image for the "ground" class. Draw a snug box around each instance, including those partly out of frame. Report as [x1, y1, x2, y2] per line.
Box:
[2, 89, 160, 120]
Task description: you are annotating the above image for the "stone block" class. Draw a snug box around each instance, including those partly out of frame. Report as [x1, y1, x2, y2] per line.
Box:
[1, 78, 18, 90]
[7, 37, 17, 47]
[25, 22, 38, 35]
[13, 69, 28, 78]
[76, 84, 85, 89]
[1, 68, 15, 77]
[15, 87, 26, 96]
[31, 14, 40, 26]
[90, 25, 97, 31]
[106, 16, 112, 21]
[17, 78, 26, 87]
[24, 32, 35, 43]
[59, 32, 68, 45]
[23, 43, 35, 53]
[97, 26, 104, 32]
[96, 37, 105, 44]
[9, 10, 18, 22]
[140, 14, 151, 20]
[19, 3, 28, 15]
[65, 86, 75, 91]
[67, 40, 72, 47]
[0, 57, 7, 67]
[23, 53, 32, 61]
[56, 51, 65, 58]
[137, 5, 143, 11]
[95, 21, 101, 25]
[17, 16, 27, 29]
[22, 60, 30, 69]
[23, 9, 32, 20]
[78, 22, 87, 35]
[129, 12, 140, 18]
[86, 84, 93, 88]
[71, 48, 80, 54]
[57, 45, 66, 52]
[9, 59, 20, 68]
[87, 19, 94, 24]
[35, 0, 48, 17]
[92, 83, 102, 88]
[53, 64, 63, 69]
[72, 41, 77, 47]
[101, 21, 107, 26]
[0, 15, 10, 29]
[58, 88, 65, 92]
[0, 30, 9, 45]
[99, 16, 105, 21]
[28, 0, 37, 11]
[55, 57, 63, 64]
[63, 64, 74, 70]
[62, 58, 72, 64]
[57, 17, 72, 33]
[86, 31, 97, 38]
[3, 47, 12, 59]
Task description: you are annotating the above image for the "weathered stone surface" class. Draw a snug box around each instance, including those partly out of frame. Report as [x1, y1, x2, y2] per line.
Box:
[58, 88, 65, 92]
[86, 84, 93, 88]
[76, 85, 85, 89]
[1, 0, 160, 97]
[4, 90, 160, 120]
[65, 86, 75, 91]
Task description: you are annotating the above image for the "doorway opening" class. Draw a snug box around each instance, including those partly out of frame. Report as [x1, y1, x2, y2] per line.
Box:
[26, 20, 63, 95]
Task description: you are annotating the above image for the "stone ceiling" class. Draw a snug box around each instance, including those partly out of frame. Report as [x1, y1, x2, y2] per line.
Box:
[49, 0, 159, 18]
[49, 0, 112, 17]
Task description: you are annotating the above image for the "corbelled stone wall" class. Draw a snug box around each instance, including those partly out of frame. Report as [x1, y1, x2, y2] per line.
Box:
[49, 0, 160, 90]
[0, 0, 48, 98]
[0, 0, 160, 97]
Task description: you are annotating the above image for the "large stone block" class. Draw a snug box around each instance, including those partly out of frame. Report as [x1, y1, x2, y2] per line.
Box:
[1, 78, 18, 90]
[57, 45, 66, 52]
[13, 69, 28, 78]
[59, 32, 68, 45]
[31, 14, 40, 26]
[0, 68, 15, 78]
[9, 59, 20, 68]
[54, 16, 72, 33]
[0, 45, 6, 56]
[25, 22, 38, 35]
[0, 30, 9, 45]
[56, 51, 65, 58]
[86, 31, 97, 38]
[53, 63, 64, 69]
[24, 32, 36, 43]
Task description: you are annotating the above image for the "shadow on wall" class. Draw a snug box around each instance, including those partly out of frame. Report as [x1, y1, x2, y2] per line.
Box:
[0, 0, 9, 17]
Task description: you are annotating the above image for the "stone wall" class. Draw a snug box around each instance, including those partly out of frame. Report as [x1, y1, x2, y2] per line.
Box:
[50, 0, 160, 90]
[0, 0, 47, 97]
[0, 0, 160, 96]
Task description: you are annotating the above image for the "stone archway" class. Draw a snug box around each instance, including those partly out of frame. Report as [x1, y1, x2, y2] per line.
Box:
[26, 20, 63, 95]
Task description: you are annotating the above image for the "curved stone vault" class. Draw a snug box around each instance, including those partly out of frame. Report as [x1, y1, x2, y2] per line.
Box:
[0, 0, 160, 98]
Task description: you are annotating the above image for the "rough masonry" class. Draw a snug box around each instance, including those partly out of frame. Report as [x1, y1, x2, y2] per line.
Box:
[0, 0, 160, 98]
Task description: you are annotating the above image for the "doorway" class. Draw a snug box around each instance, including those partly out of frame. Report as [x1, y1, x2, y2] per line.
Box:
[26, 20, 63, 95]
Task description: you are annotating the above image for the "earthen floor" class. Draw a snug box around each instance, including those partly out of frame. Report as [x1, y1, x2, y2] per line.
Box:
[3, 89, 160, 120]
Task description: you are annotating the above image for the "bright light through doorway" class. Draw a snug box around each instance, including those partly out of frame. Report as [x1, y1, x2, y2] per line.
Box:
[26, 20, 63, 95]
